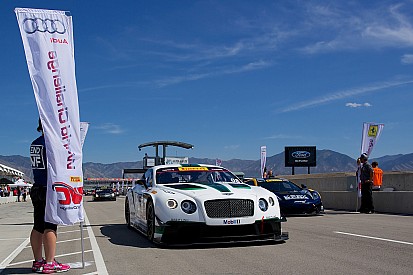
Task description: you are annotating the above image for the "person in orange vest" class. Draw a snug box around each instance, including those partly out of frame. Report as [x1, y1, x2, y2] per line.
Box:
[372, 161, 383, 191]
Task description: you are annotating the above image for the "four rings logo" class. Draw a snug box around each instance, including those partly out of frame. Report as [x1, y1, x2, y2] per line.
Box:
[292, 151, 311, 159]
[52, 182, 83, 206]
[22, 18, 66, 34]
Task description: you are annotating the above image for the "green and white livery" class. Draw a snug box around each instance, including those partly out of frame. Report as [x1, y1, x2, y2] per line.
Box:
[125, 164, 288, 245]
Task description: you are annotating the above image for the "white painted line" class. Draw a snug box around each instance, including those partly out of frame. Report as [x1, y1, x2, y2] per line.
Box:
[57, 237, 90, 244]
[66, 261, 94, 269]
[0, 238, 28, 241]
[7, 250, 93, 266]
[335, 231, 413, 246]
[25, 237, 91, 248]
[84, 211, 109, 275]
[58, 228, 87, 234]
[0, 237, 30, 274]
[83, 272, 99, 275]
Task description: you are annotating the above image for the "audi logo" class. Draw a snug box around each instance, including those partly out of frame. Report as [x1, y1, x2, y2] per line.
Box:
[292, 151, 311, 158]
[22, 18, 66, 34]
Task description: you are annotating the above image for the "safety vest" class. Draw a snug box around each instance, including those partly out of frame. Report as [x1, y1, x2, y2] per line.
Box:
[373, 167, 383, 186]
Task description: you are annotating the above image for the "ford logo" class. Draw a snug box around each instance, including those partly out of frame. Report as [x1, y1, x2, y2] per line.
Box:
[292, 151, 310, 158]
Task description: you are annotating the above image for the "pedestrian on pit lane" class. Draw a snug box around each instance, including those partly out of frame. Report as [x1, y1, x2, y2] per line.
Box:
[22, 187, 27, 202]
[29, 119, 70, 273]
[372, 161, 383, 191]
[17, 187, 22, 202]
[358, 153, 375, 214]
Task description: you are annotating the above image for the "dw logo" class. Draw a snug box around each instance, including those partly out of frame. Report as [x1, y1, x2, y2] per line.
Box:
[52, 182, 83, 205]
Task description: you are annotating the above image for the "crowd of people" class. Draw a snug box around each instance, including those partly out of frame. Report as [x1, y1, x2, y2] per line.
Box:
[0, 186, 29, 201]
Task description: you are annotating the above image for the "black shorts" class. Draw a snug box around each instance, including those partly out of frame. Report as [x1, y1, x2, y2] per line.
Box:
[30, 186, 57, 233]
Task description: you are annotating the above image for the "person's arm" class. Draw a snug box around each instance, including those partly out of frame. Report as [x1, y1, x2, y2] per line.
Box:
[369, 168, 374, 183]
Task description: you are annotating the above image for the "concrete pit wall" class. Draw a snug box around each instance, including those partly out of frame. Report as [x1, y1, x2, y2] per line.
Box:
[281, 171, 413, 215]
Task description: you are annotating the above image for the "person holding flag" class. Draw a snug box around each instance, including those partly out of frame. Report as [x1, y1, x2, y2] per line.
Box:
[357, 122, 384, 213]
[30, 119, 70, 273]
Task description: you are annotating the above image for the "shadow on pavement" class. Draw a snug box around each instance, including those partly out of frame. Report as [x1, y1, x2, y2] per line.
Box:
[1, 267, 33, 274]
[99, 223, 155, 249]
[97, 223, 285, 250]
[0, 222, 34, 226]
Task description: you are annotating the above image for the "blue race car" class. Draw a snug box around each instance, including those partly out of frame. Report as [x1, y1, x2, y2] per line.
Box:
[244, 178, 324, 216]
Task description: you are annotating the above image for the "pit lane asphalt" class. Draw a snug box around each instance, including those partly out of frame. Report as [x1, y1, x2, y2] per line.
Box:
[1, 197, 412, 274]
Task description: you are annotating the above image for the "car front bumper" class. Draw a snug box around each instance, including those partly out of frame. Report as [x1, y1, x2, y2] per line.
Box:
[155, 219, 288, 245]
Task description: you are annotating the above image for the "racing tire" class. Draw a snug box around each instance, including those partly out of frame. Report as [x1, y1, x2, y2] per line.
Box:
[125, 198, 132, 229]
[146, 200, 155, 242]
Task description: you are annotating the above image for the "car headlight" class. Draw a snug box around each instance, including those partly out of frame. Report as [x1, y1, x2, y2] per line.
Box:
[181, 200, 197, 214]
[259, 198, 268, 211]
[312, 192, 320, 199]
[111, 193, 115, 197]
[95, 194, 99, 198]
[166, 199, 178, 209]
[269, 197, 275, 206]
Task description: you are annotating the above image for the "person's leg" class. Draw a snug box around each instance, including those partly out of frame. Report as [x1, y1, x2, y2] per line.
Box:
[43, 229, 57, 263]
[42, 225, 70, 273]
[30, 229, 43, 261]
[368, 183, 374, 212]
[360, 183, 368, 212]
[30, 186, 46, 272]
[363, 182, 373, 212]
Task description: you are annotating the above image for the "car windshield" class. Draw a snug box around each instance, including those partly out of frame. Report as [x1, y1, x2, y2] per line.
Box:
[96, 189, 112, 194]
[260, 180, 302, 192]
[156, 167, 241, 185]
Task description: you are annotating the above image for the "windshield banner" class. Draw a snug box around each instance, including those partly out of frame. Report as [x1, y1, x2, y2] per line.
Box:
[361, 122, 384, 157]
[16, 8, 84, 225]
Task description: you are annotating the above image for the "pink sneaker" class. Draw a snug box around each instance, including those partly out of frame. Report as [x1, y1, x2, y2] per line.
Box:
[32, 259, 45, 273]
[42, 260, 70, 274]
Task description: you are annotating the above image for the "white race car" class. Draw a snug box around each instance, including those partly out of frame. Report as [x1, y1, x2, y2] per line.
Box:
[125, 164, 288, 245]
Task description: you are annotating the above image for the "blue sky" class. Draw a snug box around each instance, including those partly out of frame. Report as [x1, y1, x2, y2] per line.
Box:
[1, 0, 413, 164]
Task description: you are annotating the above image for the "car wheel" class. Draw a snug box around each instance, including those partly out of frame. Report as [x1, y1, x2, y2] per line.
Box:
[125, 198, 132, 229]
[146, 200, 155, 242]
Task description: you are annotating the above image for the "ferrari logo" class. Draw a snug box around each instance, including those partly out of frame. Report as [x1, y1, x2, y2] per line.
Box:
[368, 125, 378, 137]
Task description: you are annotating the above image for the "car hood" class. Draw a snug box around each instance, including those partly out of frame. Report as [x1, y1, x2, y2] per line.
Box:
[160, 182, 258, 200]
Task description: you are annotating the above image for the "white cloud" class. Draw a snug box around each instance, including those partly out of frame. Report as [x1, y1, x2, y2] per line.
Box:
[362, 4, 413, 47]
[155, 60, 272, 87]
[401, 54, 413, 64]
[95, 123, 124, 134]
[263, 134, 302, 139]
[278, 79, 413, 113]
[300, 3, 413, 54]
[346, 102, 372, 108]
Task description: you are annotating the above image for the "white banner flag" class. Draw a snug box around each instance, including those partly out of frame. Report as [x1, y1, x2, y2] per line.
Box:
[80, 122, 90, 148]
[260, 146, 267, 177]
[361, 122, 384, 157]
[16, 8, 83, 225]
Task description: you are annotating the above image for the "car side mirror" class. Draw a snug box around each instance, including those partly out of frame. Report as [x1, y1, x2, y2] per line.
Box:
[301, 184, 307, 189]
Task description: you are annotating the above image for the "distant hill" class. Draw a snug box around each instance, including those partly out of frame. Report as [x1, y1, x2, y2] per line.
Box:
[1, 150, 413, 182]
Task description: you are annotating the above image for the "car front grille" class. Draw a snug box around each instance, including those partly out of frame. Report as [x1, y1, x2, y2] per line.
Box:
[204, 199, 254, 218]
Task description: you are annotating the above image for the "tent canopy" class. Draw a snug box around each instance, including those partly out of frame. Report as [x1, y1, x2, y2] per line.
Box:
[7, 182, 33, 187]
[0, 178, 14, 185]
[6, 178, 33, 187]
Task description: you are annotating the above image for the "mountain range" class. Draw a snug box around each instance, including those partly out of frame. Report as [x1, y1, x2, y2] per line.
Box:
[1, 150, 413, 182]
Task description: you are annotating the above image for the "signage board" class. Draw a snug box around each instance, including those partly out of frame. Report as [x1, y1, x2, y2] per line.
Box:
[285, 146, 316, 167]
